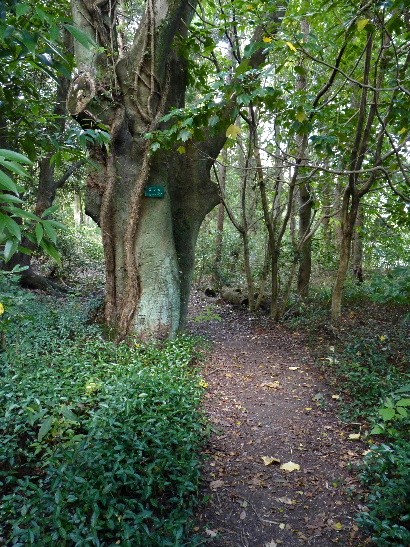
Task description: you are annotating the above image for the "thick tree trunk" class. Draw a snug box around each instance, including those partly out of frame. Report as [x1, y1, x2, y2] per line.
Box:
[69, 0, 285, 339]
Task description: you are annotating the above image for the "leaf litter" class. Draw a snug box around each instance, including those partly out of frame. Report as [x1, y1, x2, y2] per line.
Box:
[189, 290, 368, 546]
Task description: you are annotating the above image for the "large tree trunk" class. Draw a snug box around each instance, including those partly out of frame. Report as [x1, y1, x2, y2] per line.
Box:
[69, 0, 285, 339]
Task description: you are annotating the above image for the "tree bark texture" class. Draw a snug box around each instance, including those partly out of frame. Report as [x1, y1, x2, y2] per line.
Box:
[69, 0, 220, 339]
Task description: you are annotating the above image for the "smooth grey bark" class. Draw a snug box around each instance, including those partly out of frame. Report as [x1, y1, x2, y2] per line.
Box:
[68, 0, 286, 339]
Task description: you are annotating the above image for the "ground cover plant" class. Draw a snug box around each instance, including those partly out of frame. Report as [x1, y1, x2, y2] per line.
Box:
[0, 279, 206, 546]
[284, 275, 410, 546]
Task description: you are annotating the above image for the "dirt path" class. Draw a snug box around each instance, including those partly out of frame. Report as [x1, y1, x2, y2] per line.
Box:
[188, 292, 369, 547]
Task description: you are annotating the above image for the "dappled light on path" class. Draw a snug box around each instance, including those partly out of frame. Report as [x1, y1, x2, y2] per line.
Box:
[189, 292, 368, 546]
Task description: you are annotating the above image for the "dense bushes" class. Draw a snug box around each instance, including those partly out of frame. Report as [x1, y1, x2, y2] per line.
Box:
[0, 282, 206, 546]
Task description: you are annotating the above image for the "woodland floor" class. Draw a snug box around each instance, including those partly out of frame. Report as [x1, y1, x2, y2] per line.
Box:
[188, 291, 371, 547]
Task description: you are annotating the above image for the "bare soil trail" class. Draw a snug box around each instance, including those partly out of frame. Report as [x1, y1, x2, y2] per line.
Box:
[188, 292, 370, 547]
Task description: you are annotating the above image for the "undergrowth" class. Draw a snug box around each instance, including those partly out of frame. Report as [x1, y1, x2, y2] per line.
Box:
[0, 279, 207, 546]
[284, 274, 410, 546]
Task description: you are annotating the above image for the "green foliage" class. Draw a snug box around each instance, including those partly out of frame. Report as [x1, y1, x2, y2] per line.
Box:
[370, 384, 410, 439]
[46, 221, 104, 287]
[369, 268, 410, 306]
[325, 333, 408, 421]
[358, 441, 410, 546]
[0, 150, 64, 263]
[193, 305, 222, 323]
[0, 287, 206, 545]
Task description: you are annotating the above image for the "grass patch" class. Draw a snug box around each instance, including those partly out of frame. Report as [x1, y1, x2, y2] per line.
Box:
[0, 281, 206, 546]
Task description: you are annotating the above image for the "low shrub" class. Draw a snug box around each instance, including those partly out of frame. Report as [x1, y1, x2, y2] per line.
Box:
[0, 287, 206, 546]
[358, 441, 410, 546]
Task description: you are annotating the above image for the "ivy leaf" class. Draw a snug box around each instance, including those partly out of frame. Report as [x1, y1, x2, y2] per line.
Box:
[226, 124, 241, 139]
[357, 18, 369, 32]
[178, 129, 192, 142]
[379, 407, 395, 421]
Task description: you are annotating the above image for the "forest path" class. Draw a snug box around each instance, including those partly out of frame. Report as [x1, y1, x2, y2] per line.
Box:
[188, 292, 369, 547]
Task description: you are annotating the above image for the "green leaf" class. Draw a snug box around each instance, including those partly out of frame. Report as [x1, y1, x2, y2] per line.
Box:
[61, 407, 78, 422]
[3, 239, 18, 261]
[45, 220, 66, 230]
[379, 407, 395, 421]
[4, 216, 22, 241]
[0, 170, 19, 194]
[42, 221, 57, 244]
[16, 4, 31, 17]
[178, 129, 192, 142]
[0, 160, 30, 177]
[370, 424, 384, 435]
[396, 398, 410, 407]
[357, 18, 369, 32]
[40, 239, 61, 264]
[0, 193, 23, 204]
[35, 222, 44, 245]
[396, 406, 408, 418]
[5, 206, 39, 221]
[64, 24, 97, 49]
[38, 415, 53, 441]
[41, 204, 59, 218]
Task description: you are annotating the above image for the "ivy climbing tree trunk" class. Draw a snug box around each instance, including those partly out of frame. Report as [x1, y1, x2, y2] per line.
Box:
[68, 0, 220, 339]
[68, 0, 286, 339]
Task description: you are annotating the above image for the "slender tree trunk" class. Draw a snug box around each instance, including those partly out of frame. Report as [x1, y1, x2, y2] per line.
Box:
[297, 182, 312, 298]
[352, 204, 364, 282]
[331, 193, 358, 322]
[296, 19, 312, 299]
[213, 150, 227, 290]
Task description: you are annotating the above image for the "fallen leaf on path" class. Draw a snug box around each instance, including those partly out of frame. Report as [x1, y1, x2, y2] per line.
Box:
[348, 433, 361, 440]
[332, 394, 340, 400]
[280, 461, 300, 472]
[333, 522, 343, 531]
[279, 523, 286, 530]
[265, 541, 278, 547]
[305, 407, 312, 411]
[261, 381, 281, 389]
[276, 497, 295, 505]
[239, 510, 246, 520]
[205, 529, 218, 537]
[210, 479, 224, 490]
[262, 456, 281, 466]
[289, 366, 299, 370]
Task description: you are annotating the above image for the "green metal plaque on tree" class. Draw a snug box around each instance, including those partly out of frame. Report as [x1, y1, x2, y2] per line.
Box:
[144, 185, 165, 198]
